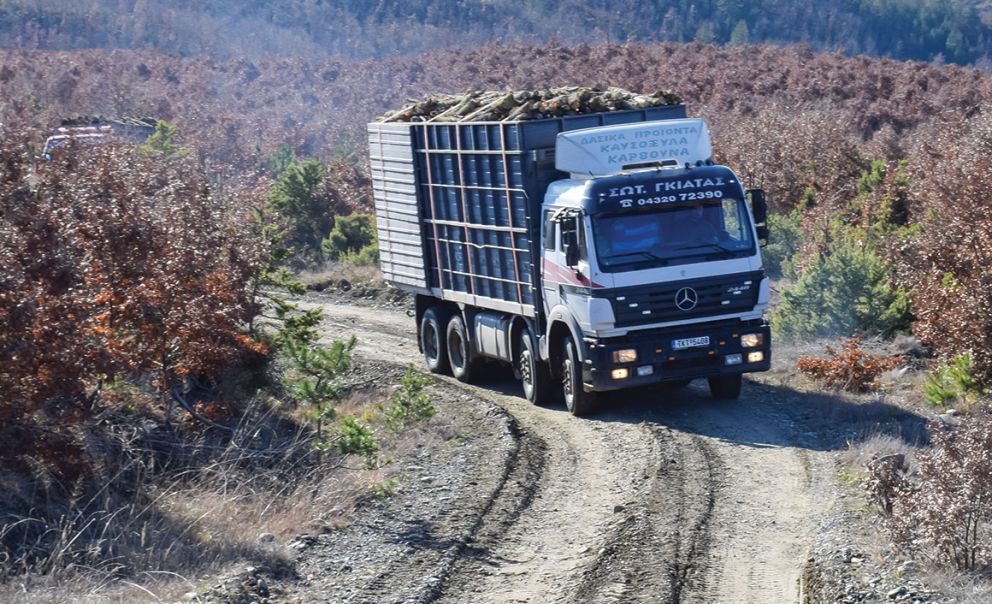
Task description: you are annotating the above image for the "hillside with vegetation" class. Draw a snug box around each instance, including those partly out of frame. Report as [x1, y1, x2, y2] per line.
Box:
[3, 39, 992, 601]
[2, 0, 992, 64]
[4, 38, 992, 435]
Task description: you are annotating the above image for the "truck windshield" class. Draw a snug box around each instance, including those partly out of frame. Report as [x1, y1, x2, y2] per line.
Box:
[592, 198, 755, 272]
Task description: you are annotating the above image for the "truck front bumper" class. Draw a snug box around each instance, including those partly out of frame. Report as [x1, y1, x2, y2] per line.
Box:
[582, 319, 771, 392]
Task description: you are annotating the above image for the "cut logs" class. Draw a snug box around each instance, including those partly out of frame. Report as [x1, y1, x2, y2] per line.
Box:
[378, 87, 682, 123]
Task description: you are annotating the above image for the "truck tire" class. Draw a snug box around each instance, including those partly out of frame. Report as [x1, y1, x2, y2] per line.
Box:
[420, 308, 450, 375]
[562, 337, 596, 416]
[708, 373, 742, 400]
[519, 329, 553, 405]
[446, 314, 476, 383]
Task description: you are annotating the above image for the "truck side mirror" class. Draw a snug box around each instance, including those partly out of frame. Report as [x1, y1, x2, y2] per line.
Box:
[564, 241, 580, 268]
[748, 188, 768, 224]
[748, 188, 769, 245]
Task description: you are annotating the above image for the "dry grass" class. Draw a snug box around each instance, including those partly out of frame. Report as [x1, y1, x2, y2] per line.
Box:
[923, 568, 992, 604]
[0, 574, 197, 603]
[298, 261, 411, 306]
[760, 339, 841, 392]
[298, 262, 385, 292]
[841, 432, 918, 475]
[0, 382, 406, 603]
[336, 387, 387, 418]
[839, 414, 992, 596]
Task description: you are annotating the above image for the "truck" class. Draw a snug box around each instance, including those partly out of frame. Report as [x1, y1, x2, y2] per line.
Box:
[368, 103, 771, 415]
[36, 117, 157, 169]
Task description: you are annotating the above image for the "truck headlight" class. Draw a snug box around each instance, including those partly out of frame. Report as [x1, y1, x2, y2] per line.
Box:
[741, 333, 764, 348]
[611, 368, 630, 380]
[612, 349, 638, 363]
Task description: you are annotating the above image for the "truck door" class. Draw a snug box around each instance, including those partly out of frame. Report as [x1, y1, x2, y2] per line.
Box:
[542, 209, 587, 316]
[541, 209, 562, 315]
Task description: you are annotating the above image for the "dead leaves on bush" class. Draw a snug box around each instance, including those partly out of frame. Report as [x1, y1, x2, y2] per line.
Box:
[797, 335, 902, 392]
[865, 412, 992, 572]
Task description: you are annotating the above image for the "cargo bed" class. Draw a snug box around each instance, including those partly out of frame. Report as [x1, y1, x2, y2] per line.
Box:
[368, 105, 687, 316]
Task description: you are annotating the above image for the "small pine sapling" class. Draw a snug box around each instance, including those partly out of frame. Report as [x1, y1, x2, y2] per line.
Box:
[282, 335, 357, 451]
[333, 416, 379, 460]
[382, 364, 436, 431]
[923, 352, 987, 410]
[248, 206, 322, 346]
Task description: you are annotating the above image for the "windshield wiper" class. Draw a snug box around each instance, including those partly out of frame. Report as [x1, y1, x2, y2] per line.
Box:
[602, 251, 668, 265]
[671, 241, 742, 254]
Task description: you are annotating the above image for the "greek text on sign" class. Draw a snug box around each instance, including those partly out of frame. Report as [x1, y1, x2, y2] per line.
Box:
[597, 175, 736, 209]
[556, 118, 712, 177]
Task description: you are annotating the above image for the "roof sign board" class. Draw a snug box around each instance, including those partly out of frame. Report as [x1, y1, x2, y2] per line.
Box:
[555, 118, 711, 177]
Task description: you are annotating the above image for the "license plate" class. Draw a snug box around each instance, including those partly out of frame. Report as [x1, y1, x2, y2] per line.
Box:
[672, 336, 710, 350]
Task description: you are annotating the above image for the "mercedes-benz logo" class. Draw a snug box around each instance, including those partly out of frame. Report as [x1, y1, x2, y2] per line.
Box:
[675, 287, 698, 311]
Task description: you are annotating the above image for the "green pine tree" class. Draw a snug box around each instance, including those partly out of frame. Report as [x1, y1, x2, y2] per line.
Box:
[282, 334, 357, 452]
[730, 20, 750, 45]
[268, 158, 332, 262]
[694, 22, 716, 44]
[141, 120, 189, 156]
[322, 213, 378, 265]
[772, 230, 911, 339]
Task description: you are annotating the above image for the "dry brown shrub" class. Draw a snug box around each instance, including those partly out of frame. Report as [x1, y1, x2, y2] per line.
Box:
[797, 335, 902, 392]
[0, 124, 269, 430]
[2, 42, 990, 202]
[866, 411, 992, 572]
[899, 109, 992, 384]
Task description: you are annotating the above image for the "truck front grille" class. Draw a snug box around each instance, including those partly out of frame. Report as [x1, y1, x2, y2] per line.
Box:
[602, 271, 763, 327]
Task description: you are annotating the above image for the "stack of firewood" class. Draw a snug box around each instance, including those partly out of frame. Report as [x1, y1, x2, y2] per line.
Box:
[378, 87, 681, 123]
[59, 116, 158, 128]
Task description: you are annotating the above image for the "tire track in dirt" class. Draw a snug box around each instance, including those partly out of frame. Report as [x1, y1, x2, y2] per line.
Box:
[431, 395, 660, 604]
[570, 394, 821, 604]
[345, 400, 550, 604]
[653, 389, 823, 604]
[303, 299, 829, 604]
[310, 298, 663, 603]
[299, 300, 553, 603]
[569, 425, 722, 604]
[410, 416, 549, 604]
[667, 434, 721, 603]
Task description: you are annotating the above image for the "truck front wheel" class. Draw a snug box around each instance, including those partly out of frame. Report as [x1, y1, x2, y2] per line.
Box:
[562, 337, 596, 416]
[420, 308, 450, 375]
[446, 314, 476, 383]
[708, 374, 742, 400]
[519, 330, 553, 405]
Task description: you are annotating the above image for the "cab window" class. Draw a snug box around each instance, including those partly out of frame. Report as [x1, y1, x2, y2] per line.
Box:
[543, 210, 556, 251]
[559, 215, 587, 262]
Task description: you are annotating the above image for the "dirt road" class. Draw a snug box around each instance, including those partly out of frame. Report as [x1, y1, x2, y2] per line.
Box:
[297, 298, 837, 603]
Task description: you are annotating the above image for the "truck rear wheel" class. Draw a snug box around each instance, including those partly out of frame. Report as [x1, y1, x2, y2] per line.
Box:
[420, 308, 449, 375]
[519, 330, 553, 405]
[562, 337, 596, 416]
[708, 374, 742, 400]
[446, 314, 476, 383]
